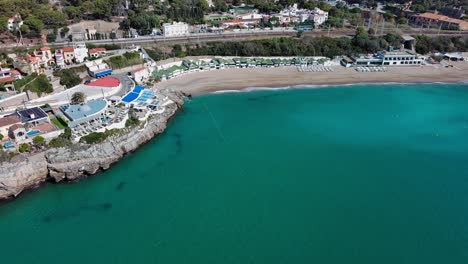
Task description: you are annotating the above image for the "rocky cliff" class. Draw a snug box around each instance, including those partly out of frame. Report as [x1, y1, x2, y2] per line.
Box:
[0, 90, 185, 201]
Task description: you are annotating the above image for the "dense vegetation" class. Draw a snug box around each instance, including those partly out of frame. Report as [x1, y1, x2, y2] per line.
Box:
[58, 69, 82, 89]
[182, 29, 404, 58]
[48, 127, 73, 148]
[146, 31, 468, 60]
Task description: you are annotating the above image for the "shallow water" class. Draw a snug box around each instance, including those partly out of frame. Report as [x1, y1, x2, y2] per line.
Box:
[1, 83, 468, 263]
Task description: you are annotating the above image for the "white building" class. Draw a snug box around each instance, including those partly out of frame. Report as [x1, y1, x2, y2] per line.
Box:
[7, 14, 23, 31]
[73, 43, 89, 63]
[130, 67, 150, 84]
[239, 11, 264, 20]
[163, 22, 189, 37]
[278, 5, 328, 26]
[310, 8, 329, 26]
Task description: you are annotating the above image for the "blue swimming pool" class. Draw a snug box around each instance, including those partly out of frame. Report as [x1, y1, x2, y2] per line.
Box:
[27, 130, 40, 136]
[3, 141, 14, 149]
[122, 85, 146, 103]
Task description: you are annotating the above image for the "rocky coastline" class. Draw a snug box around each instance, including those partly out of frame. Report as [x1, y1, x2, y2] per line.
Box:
[0, 90, 185, 201]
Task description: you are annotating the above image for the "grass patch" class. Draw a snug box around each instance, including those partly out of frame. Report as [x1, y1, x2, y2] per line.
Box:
[51, 116, 67, 129]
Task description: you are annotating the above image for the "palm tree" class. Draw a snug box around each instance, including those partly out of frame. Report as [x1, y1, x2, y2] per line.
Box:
[70, 92, 86, 105]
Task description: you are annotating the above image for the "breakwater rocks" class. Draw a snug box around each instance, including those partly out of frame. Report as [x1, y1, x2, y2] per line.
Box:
[0, 90, 185, 201]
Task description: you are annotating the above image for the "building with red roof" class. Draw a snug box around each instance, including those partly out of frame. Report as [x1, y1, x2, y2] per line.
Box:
[88, 48, 107, 58]
[61, 47, 75, 64]
[410, 12, 468, 30]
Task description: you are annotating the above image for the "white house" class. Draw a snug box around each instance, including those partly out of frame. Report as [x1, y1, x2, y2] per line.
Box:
[310, 8, 329, 26]
[163, 22, 189, 37]
[239, 11, 264, 20]
[131, 67, 150, 84]
[7, 14, 23, 31]
[73, 43, 89, 63]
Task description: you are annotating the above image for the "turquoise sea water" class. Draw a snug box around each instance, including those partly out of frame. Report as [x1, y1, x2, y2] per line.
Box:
[2, 83, 468, 263]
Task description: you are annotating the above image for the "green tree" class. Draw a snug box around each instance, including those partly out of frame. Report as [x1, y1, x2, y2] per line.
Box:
[59, 69, 81, 88]
[46, 33, 56, 43]
[70, 92, 86, 105]
[32, 136, 45, 146]
[23, 16, 44, 37]
[25, 74, 53, 96]
[18, 143, 29, 153]
[0, 133, 3, 141]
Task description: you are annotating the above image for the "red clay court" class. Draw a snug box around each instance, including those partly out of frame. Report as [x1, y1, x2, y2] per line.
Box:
[85, 77, 121, 88]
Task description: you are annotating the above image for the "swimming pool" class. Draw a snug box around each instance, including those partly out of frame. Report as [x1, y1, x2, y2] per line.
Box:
[27, 130, 40, 137]
[3, 141, 14, 149]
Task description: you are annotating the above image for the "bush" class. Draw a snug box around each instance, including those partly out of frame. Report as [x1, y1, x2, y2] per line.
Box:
[18, 143, 29, 153]
[48, 137, 72, 148]
[125, 115, 140, 128]
[0, 133, 3, 141]
[79, 129, 120, 144]
[32, 136, 45, 146]
[107, 52, 144, 69]
[48, 127, 72, 148]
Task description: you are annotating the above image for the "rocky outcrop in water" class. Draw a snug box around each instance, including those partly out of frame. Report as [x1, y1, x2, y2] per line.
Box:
[0, 90, 185, 200]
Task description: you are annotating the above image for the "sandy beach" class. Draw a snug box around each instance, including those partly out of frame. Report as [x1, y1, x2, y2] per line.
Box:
[158, 62, 468, 94]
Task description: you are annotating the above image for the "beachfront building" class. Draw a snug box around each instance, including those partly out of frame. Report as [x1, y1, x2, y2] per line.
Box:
[341, 50, 424, 67]
[443, 52, 468, 61]
[153, 57, 331, 81]
[163, 22, 189, 37]
[58, 99, 108, 128]
[130, 67, 150, 84]
[0, 106, 61, 147]
[85, 59, 113, 78]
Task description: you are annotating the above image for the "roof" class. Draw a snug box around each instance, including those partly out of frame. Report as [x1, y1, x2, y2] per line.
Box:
[40, 46, 51, 51]
[418, 12, 468, 26]
[9, 123, 24, 132]
[132, 67, 147, 73]
[0, 115, 20, 127]
[89, 48, 106, 54]
[17, 107, 48, 123]
[62, 47, 74, 52]
[60, 99, 107, 121]
[0, 76, 14, 83]
[85, 77, 120, 88]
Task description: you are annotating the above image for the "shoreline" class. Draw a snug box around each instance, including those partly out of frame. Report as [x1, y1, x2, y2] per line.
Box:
[210, 80, 468, 94]
[157, 63, 468, 95]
